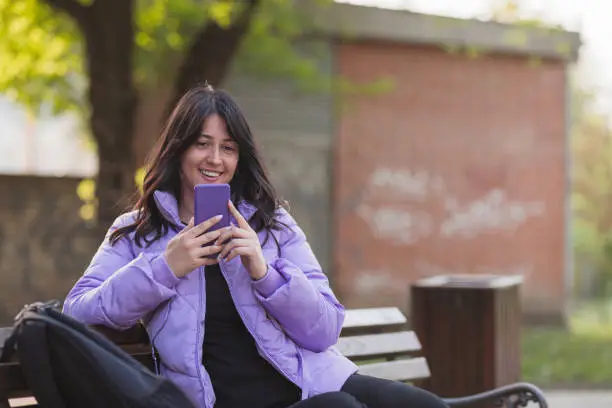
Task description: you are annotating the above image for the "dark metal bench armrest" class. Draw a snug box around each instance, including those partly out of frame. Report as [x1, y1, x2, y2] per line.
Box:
[441, 382, 548, 408]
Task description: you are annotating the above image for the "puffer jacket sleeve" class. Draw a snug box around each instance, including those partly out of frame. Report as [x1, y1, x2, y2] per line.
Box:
[250, 209, 345, 352]
[62, 212, 182, 330]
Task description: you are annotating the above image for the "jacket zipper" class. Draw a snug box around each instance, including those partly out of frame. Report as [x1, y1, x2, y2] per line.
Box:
[149, 302, 172, 376]
[218, 261, 301, 388]
[196, 266, 212, 407]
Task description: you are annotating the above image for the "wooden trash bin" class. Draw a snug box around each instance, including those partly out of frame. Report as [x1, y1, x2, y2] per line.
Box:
[411, 275, 523, 406]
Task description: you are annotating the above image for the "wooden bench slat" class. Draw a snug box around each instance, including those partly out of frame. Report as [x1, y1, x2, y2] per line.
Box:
[0, 308, 410, 353]
[336, 331, 421, 359]
[0, 306, 431, 405]
[356, 358, 431, 381]
[8, 397, 36, 407]
[343, 308, 407, 329]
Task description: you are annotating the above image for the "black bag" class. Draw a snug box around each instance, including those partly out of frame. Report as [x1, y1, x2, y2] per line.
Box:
[0, 300, 196, 408]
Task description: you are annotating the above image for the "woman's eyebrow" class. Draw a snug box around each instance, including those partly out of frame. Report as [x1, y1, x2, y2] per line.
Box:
[198, 133, 235, 143]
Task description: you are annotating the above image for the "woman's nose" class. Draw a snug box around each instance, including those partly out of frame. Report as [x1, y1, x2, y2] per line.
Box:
[207, 148, 222, 164]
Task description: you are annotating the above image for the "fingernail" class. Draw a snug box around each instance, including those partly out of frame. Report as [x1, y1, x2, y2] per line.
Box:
[215, 215, 223, 220]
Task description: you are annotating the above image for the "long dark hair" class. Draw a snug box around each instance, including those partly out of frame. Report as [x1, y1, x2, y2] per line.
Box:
[110, 84, 287, 248]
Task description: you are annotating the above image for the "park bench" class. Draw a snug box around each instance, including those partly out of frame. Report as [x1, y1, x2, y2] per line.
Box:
[0, 306, 547, 408]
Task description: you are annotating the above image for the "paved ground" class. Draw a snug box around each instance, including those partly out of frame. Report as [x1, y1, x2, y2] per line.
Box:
[543, 390, 612, 407]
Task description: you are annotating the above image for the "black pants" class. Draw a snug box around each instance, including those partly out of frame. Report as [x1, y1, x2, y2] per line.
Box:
[288, 374, 448, 408]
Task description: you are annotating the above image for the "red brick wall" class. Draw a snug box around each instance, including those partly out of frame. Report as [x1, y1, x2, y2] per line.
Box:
[333, 41, 567, 321]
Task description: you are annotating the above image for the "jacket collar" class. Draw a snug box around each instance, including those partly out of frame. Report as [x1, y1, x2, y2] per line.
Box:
[152, 189, 257, 227]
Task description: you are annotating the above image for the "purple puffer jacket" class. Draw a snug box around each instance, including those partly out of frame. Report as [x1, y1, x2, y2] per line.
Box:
[62, 190, 358, 408]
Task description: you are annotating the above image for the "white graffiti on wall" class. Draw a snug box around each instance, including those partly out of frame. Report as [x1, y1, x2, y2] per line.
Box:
[356, 166, 546, 245]
[440, 189, 545, 238]
[365, 168, 445, 201]
[353, 269, 398, 294]
[357, 204, 433, 245]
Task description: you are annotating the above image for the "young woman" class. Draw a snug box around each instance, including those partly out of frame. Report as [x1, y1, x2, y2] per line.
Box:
[63, 84, 448, 408]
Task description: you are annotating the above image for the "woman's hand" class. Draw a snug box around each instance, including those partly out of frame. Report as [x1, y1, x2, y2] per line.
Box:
[165, 215, 224, 278]
[217, 201, 268, 280]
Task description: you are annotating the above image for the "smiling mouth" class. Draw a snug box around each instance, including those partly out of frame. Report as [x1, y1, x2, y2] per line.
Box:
[200, 169, 222, 178]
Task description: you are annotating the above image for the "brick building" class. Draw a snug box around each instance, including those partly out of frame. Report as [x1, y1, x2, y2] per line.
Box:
[0, 3, 581, 324]
[324, 5, 581, 324]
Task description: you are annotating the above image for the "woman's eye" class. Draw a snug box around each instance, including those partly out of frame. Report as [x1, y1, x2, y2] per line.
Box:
[223, 145, 236, 152]
[196, 141, 209, 148]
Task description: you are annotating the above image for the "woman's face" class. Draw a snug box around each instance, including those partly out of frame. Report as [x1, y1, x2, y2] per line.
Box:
[180, 113, 239, 193]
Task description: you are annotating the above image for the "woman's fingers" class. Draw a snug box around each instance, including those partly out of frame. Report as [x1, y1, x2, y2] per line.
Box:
[228, 200, 252, 231]
[193, 229, 222, 246]
[224, 246, 252, 262]
[194, 244, 223, 260]
[187, 214, 223, 238]
[185, 217, 194, 230]
[216, 225, 249, 245]
[197, 256, 220, 267]
[218, 238, 250, 259]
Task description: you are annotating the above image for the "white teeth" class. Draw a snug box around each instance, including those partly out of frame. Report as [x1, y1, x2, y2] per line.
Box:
[200, 170, 220, 177]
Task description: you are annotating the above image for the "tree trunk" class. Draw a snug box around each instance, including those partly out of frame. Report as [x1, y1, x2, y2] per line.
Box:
[164, 0, 261, 121]
[45, 0, 257, 228]
[81, 0, 138, 229]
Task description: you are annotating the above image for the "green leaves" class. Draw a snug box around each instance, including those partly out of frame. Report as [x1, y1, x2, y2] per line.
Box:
[134, 0, 204, 85]
[0, 0, 84, 114]
[133, 0, 324, 88]
[234, 0, 336, 92]
[570, 82, 612, 296]
[0, 0, 335, 111]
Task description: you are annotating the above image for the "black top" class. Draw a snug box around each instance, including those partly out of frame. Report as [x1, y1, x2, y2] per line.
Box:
[201, 264, 301, 408]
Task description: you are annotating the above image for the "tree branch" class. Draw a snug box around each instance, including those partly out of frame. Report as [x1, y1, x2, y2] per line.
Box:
[165, 0, 261, 119]
[43, 0, 91, 26]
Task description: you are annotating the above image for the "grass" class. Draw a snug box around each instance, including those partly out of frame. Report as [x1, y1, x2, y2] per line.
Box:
[522, 302, 612, 387]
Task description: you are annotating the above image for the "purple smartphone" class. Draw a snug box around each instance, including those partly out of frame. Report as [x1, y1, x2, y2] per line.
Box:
[194, 184, 231, 254]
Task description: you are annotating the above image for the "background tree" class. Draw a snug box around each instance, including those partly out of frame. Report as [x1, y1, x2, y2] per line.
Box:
[570, 82, 612, 298]
[0, 0, 335, 228]
[0, 0, 573, 230]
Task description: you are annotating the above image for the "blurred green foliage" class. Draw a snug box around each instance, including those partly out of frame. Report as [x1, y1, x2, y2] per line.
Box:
[78, 166, 146, 222]
[570, 81, 612, 298]
[0, 0, 392, 118]
[0, 0, 83, 115]
[0, 0, 393, 223]
[0, 0, 333, 116]
[522, 302, 612, 386]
